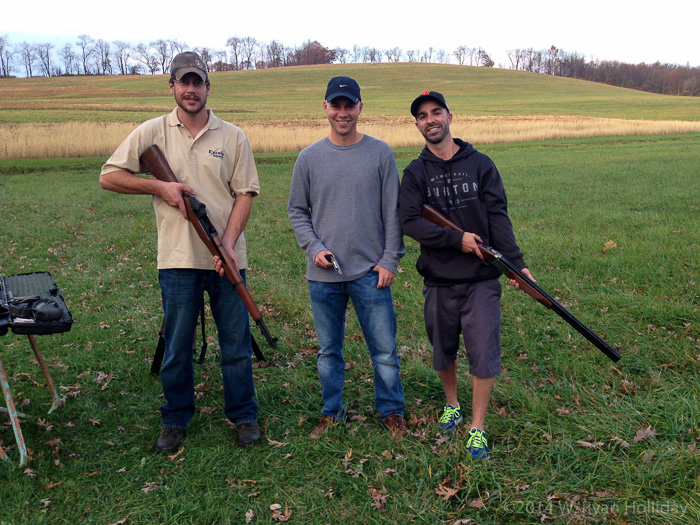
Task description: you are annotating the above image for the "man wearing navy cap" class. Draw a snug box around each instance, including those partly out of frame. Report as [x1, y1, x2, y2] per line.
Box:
[399, 91, 535, 459]
[288, 76, 408, 440]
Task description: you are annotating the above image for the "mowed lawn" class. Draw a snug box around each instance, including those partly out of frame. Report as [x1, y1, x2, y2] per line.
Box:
[0, 128, 698, 523]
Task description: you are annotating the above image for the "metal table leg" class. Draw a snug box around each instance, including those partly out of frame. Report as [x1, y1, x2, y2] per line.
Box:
[0, 352, 30, 466]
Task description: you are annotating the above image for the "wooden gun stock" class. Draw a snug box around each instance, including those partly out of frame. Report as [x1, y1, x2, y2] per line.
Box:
[421, 204, 621, 362]
[140, 145, 277, 354]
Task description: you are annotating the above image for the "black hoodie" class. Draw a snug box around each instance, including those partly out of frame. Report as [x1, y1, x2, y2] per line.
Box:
[398, 139, 526, 286]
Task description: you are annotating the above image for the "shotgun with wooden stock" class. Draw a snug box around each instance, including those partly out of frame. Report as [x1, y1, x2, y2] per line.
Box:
[140, 144, 277, 365]
[421, 204, 621, 362]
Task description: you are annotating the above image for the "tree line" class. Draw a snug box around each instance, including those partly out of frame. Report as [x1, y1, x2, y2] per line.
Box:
[1, 34, 697, 96]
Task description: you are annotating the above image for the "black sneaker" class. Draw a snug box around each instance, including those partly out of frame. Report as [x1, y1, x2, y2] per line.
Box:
[155, 427, 185, 454]
[237, 422, 261, 447]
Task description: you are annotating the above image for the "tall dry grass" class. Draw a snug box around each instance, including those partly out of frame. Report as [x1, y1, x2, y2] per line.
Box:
[2, 116, 700, 160]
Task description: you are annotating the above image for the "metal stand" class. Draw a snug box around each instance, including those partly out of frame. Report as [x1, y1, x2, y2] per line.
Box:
[0, 335, 62, 466]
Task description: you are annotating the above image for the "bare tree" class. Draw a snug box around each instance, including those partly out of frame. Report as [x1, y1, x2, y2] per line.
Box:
[351, 45, 365, 63]
[365, 47, 382, 63]
[545, 45, 560, 75]
[241, 36, 258, 70]
[35, 42, 54, 76]
[266, 40, 285, 67]
[95, 39, 112, 75]
[113, 41, 131, 75]
[506, 48, 523, 70]
[58, 43, 77, 75]
[477, 48, 494, 67]
[385, 47, 402, 62]
[152, 39, 172, 74]
[226, 36, 242, 70]
[333, 47, 348, 64]
[18, 41, 36, 77]
[422, 47, 434, 63]
[134, 43, 160, 74]
[436, 49, 447, 64]
[0, 35, 11, 76]
[406, 49, 418, 62]
[453, 45, 468, 66]
[76, 34, 95, 75]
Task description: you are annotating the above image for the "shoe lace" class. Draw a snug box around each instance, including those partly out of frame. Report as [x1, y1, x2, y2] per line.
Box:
[467, 428, 487, 449]
[439, 405, 460, 423]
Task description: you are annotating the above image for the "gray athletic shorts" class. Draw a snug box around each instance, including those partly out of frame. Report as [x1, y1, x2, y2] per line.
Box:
[423, 279, 502, 378]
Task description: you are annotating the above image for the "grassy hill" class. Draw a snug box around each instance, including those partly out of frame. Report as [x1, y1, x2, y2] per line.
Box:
[1, 63, 699, 124]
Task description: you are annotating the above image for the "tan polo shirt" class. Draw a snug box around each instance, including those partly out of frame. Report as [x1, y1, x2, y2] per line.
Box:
[100, 108, 259, 270]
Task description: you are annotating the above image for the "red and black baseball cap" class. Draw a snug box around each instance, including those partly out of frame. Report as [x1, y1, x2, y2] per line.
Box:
[410, 90, 450, 117]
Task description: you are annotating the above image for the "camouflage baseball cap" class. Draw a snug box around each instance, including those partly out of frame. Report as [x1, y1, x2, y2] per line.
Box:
[171, 51, 208, 83]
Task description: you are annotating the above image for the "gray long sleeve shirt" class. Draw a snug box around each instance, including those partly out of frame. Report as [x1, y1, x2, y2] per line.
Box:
[288, 135, 405, 282]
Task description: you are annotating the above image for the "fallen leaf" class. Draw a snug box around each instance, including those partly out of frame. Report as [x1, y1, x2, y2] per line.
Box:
[45, 481, 64, 490]
[610, 435, 630, 448]
[634, 425, 657, 443]
[168, 446, 184, 460]
[141, 481, 160, 493]
[245, 509, 254, 523]
[576, 440, 603, 450]
[468, 498, 485, 509]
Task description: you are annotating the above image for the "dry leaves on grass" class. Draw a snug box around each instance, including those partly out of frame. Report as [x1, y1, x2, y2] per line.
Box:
[368, 485, 389, 511]
[270, 504, 292, 522]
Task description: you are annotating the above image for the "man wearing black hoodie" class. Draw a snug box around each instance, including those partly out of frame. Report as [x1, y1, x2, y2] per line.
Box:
[398, 91, 535, 459]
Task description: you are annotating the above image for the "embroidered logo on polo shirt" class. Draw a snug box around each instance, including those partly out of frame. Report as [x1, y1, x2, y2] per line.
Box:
[208, 148, 224, 160]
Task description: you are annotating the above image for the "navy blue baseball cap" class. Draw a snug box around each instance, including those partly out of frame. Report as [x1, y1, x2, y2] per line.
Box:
[410, 90, 449, 117]
[325, 76, 361, 103]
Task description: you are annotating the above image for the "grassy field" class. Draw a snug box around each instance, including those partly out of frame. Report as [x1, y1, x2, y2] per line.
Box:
[3, 63, 700, 161]
[2, 63, 700, 124]
[0, 132, 698, 524]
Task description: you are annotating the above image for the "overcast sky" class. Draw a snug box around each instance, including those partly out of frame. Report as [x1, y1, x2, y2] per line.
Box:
[3, 0, 698, 68]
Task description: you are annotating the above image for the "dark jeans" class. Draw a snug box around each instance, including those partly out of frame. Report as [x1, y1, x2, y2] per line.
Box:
[158, 269, 257, 429]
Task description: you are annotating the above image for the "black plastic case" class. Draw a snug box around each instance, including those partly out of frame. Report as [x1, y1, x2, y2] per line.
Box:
[1, 271, 73, 335]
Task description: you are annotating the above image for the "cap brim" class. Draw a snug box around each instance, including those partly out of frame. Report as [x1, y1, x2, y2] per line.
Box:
[410, 95, 447, 117]
[174, 67, 207, 82]
[326, 92, 360, 103]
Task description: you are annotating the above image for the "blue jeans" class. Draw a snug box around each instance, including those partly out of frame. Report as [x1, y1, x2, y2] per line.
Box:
[158, 269, 257, 429]
[308, 271, 405, 420]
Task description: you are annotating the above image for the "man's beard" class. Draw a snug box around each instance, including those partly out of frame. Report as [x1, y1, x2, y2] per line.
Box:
[422, 124, 449, 144]
[176, 93, 207, 115]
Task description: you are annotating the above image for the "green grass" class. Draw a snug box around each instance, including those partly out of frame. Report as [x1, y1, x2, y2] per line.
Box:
[2, 63, 699, 123]
[0, 134, 698, 524]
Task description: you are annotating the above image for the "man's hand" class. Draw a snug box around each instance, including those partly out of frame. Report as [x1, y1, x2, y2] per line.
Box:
[511, 267, 536, 289]
[314, 250, 334, 269]
[373, 265, 395, 288]
[461, 232, 484, 259]
[158, 181, 195, 219]
[212, 247, 240, 278]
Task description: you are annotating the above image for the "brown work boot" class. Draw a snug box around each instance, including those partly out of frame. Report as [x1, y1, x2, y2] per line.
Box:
[382, 414, 409, 440]
[310, 414, 337, 439]
[155, 427, 185, 454]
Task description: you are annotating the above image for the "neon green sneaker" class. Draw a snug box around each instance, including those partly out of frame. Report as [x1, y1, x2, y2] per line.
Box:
[467, 427, 490, 459]
[438, 405, 463, 432]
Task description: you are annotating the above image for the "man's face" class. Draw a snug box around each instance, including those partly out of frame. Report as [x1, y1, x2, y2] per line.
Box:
[415, 100, 452, 144]
[324, 97, 363, 138]
[170, 73, 209, 116]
